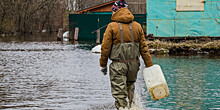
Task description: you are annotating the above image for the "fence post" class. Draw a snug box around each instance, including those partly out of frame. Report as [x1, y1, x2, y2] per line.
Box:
[74, 27, 79, 41]
[96, 29, 100, 45]
[57, 28, 63, 41]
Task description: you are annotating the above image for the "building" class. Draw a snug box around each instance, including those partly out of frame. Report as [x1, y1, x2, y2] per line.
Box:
[70, 0, 146, 41]
[77, 0, 146, 14]
[77, 0, 117, 14]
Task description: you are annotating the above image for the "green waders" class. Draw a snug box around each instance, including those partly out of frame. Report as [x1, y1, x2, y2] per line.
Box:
[109, 23, 140, 109]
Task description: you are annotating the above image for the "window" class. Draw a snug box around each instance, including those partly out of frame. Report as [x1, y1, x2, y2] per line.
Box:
[176, 0, 205, 11]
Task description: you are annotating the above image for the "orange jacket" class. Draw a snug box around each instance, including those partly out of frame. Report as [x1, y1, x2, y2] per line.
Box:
[100, 8, 153, 67]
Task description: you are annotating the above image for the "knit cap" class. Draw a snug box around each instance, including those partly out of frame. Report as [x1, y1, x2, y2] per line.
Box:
[111, 0, 128, 12]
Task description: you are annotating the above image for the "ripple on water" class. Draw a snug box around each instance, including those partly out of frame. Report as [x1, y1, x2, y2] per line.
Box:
[0, 42, 220, 110]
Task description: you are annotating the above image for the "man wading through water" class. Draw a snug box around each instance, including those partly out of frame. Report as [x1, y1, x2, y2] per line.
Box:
[100, 0, 153, 109]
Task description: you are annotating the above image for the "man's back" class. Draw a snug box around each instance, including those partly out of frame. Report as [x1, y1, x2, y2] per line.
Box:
[107, 21, 143, 44]
[100, 8, 153, 68]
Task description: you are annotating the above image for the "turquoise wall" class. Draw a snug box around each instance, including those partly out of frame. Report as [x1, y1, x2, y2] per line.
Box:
[146, 0, 220, 37]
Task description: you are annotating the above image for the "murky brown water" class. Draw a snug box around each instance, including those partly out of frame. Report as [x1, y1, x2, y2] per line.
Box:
[0, 35, 219, 110]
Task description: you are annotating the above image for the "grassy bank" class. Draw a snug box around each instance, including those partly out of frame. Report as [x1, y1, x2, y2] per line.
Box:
[146, 40, 220, 55]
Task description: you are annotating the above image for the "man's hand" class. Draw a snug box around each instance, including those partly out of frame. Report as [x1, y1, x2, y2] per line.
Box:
[100, 67, 107, 75]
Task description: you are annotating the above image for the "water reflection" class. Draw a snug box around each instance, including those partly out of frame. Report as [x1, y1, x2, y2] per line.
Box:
[0, 36, 219, 110]
[143, 55, 220, 110]
[0, 34, 58, 42]
[0, 40, 114, 109]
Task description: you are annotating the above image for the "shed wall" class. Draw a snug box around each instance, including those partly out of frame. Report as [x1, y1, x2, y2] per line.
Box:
[146, 0, 220, 37]
[69, 14, 146, 41]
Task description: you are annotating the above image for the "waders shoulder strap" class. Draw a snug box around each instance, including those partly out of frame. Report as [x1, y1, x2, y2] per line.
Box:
[118, 23, 124, 43]
[129, 23, 134, 42]
[118, 22, 134, 43]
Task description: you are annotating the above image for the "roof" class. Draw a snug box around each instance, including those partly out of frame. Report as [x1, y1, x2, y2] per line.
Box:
[77, 0, 117, 14]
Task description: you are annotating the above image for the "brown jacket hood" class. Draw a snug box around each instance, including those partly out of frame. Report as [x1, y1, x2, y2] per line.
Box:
[111, 8, 134, 23]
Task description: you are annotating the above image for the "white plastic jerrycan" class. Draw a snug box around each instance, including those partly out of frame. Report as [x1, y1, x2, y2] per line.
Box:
[143, 65, 169, 101]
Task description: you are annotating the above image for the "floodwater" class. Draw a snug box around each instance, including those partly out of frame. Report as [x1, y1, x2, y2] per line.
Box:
[0, 35, 220, 110]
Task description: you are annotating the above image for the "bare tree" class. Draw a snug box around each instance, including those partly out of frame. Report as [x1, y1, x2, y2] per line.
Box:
[0, 0, 65, 34]
[0, 0, 146, 34]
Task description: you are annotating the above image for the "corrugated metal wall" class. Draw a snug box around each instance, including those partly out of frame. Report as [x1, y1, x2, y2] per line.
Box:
[146, 0, 220, 37]
[69, 14, 146, 41]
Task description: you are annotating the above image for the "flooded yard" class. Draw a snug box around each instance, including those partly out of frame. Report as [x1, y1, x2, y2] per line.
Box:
[0, 35, 219, 110]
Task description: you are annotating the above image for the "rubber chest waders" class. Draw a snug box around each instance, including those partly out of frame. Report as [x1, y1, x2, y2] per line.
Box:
[109, 22, 140, 109]
[110, 23, 140, 62]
